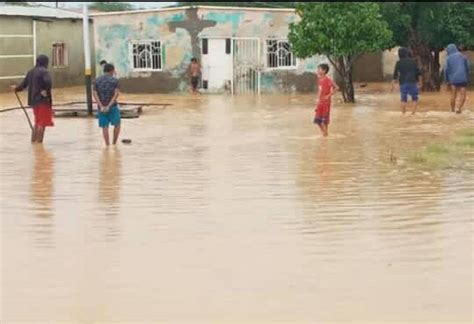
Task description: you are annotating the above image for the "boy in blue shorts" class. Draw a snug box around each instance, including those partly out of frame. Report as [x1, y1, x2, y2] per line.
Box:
[93, 63, 121, 146]
[391, 47, 421, 115]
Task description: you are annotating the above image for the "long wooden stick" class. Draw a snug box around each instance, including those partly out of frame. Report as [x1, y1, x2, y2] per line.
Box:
[14, 92, 34, 131]
[0, 101, 171, 114]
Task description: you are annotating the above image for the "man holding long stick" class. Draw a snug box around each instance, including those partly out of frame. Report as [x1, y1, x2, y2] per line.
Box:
[11, 55, 54, 143]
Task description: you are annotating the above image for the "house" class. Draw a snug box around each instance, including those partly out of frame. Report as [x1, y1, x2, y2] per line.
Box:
[0, 4, 94, 92]
[91, 5, 330, 94]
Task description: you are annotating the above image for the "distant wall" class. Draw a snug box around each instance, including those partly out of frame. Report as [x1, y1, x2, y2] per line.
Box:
[352, 52, 383, 82]
[0, 16, 34, 91]
[0, 16, 94, 93]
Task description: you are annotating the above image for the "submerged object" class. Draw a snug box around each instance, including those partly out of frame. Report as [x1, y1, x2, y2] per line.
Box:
[122, 139, 132, 144]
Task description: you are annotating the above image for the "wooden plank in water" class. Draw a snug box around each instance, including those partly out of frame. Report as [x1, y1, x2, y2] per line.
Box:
[54, 104, 142, 118]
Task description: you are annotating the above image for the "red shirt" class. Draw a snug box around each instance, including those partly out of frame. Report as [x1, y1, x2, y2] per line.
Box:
[318, 76, 334, 102]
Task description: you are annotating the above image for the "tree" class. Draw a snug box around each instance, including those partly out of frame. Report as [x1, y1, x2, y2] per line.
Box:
[288, 3, 392, 103]
[381, 2, 474, 91]
[89, 1, 134, 12]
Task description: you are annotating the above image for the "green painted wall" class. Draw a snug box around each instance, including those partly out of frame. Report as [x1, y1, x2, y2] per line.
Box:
[0, 16, 95, 93]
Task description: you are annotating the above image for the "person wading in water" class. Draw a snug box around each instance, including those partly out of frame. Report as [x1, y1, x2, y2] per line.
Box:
[11, 54, 54, 143]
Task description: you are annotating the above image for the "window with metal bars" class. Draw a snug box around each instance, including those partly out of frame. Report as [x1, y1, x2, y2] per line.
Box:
[130, 40, 162, 71]
[52, 42, 67, 67]
[266, 39, 296, 69]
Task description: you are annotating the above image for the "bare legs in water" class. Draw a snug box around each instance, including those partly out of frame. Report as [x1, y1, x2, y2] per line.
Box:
[102, 125, 121, 146]
[450, 85, 467, 114]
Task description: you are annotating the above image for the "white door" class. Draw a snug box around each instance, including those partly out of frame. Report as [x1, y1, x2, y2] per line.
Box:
[201, 38, 232, 92]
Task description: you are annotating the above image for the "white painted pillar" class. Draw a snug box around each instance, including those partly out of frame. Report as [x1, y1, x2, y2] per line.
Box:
[82, 4, 91, 75]
[82, 4, 93, 115]
[32, 20, 36, 65]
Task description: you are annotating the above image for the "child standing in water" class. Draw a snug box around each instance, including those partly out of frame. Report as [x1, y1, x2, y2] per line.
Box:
[189, 57, 201, 94]
[93, 63, 121, 146]
[391, 47, 421, 115]
[11, 54, 54, 143]
[314, 63, 338, 137]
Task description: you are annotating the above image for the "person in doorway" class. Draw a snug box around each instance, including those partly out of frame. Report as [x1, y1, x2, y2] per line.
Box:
[444, 43, 469, 114]
[314, 63, 338, 137]
[11, 54, 54, 143]
[391, 47, 422, 115]
[188, 57, 201, 94]
[93, 63, 121, 146]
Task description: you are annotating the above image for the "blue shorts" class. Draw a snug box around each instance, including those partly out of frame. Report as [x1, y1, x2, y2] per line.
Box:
[97, 104, 121, 128]
[452, 82, 467, 88]
[400, 83, 419, 102]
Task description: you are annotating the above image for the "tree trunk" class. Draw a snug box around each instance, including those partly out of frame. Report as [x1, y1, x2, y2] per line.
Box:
[337, 57, 355, 103]
[345, 69, 355, 103]
[432, 49, 441, 90]
[411, 43, 441, 91]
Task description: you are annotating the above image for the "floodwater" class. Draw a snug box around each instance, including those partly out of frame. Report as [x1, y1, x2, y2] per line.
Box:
[0, 85, 473, 323]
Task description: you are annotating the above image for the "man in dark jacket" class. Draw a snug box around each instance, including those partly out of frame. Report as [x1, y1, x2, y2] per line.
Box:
[444, 43, 469, 114]
[391, 47, 422, 115]
[11, 54, 54, 143]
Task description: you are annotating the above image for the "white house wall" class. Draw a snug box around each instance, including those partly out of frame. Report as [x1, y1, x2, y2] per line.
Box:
[93, 7, 329, 93]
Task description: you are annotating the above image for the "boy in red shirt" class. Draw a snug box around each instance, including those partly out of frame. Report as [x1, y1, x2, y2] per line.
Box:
[314, 63, 338, 137]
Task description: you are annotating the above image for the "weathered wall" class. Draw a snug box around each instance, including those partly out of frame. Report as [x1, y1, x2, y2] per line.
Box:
[93, 8, 191, 93]
[198, 8, 326, 93]
[93, 7, 328, 94]
[0, 16, 34, 91]
[35, 19, 95, 88]
[352, 52, 383, 82]
[0, 16, 94, 92]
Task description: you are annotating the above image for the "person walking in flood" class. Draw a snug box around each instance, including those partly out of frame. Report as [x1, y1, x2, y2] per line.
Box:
[93, 63, 121, 146]
[314, 63, 338, 137]
[444, 43, 469, 114]
[188, 57, 201, 94]
[11, 54, 54, 143]
[391, 47, 421, 115]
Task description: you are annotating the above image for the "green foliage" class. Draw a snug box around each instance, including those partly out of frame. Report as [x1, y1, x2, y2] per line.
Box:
[381, 2, 474, 50]
[288, 3, 392, 59]
[89, 2, 134, 12]
[407, 128, 474, 168]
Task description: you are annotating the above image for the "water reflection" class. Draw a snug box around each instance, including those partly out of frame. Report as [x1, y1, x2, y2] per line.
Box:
[98, 147, 122, 240]
[30, 145, 55, 216]
[30, 145, 55, 247]
[98, 147, 122, 206]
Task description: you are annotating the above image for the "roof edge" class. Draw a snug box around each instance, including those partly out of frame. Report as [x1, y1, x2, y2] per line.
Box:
[89, 5, 295, 17]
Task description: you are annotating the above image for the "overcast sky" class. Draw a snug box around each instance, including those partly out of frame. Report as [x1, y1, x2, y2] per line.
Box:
[35, 2, 176, 9]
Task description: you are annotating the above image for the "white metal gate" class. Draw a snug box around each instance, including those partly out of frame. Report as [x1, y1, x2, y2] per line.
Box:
[232, 38, 261, 95]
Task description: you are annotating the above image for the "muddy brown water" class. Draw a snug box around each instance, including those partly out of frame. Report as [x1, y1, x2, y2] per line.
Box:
[1, 85, 473, 323]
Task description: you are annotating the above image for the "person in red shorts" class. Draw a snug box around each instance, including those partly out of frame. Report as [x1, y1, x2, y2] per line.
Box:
[314, 63, 338, 137]
[11, 54, 54, 143]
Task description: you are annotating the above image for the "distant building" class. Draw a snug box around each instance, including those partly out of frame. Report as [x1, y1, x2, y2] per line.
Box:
[0, 4, 94, 92]
[91, 5, 330, 94]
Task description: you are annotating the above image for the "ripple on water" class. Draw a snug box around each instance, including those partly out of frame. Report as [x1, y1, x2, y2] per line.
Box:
[0, 91, 472, 321]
